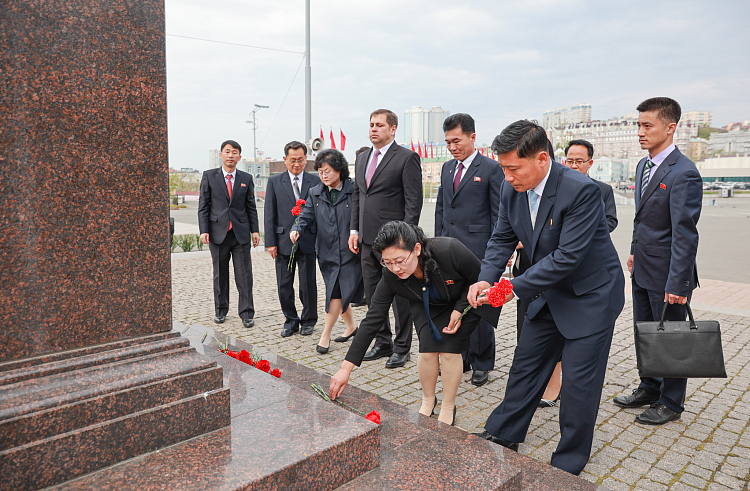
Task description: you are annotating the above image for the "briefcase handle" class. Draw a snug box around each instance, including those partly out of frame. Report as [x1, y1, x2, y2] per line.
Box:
[658, 300, 697, 331]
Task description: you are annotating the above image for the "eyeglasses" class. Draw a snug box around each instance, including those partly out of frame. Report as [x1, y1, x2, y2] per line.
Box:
[566, 159, 591, 167]
[287, 158, 306, 164]
[318, 169, 338, 176]
[380, 249, 414, 269]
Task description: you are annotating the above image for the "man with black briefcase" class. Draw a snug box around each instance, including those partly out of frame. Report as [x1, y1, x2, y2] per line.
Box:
[613, 97, 703, 425]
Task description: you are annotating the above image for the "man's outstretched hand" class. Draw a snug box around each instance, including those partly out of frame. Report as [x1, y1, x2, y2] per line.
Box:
[467, 281, 491, 309]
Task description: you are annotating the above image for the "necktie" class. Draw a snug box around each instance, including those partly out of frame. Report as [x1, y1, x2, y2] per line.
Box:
[641, 159, 655, 197]
[365, 149, 381, 187]
[225, 174, 233, 231]
[528, 189, 539, 229]
[293, 176, 301, 200]
[453, 162, 464, 192]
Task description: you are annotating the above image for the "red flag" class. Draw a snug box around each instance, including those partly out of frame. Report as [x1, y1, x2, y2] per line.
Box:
[320, 126, 324, 142]
[330, 128, 336, 150]
[340, 129, 346, 151]
[430, 142, 434, 158]
[417, 140, 422, 158]
[411, 141, 415, 152]
[480, 148, 485, 156]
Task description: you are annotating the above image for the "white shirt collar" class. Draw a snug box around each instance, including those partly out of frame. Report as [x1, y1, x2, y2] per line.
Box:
[374, 139, 395, 158]
[457, 149, 478, 169]
[529, 161, 552, 198]
[649, 143, 676, 167]
[221, 167, 236, 179]
[288, 170, 304, 182]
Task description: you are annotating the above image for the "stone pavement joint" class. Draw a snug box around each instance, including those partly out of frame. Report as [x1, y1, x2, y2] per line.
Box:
[171, 251, 750, 490]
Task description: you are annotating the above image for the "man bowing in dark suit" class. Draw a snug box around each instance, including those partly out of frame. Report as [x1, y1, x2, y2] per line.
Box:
[265, 141, 321, 337]
[470, 120, 625, 476]
[199, 140, 260, 327]
[613, 97, 702, 425]
[348, 109, 422, 368]
[435, 113, 503, 386]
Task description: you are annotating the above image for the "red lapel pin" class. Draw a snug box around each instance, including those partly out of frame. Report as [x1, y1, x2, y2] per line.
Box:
[445, 280, 454, 285]
[660, 183, 666, 190]
[241, 183, 247, 187]
[474, 177, 481, 182]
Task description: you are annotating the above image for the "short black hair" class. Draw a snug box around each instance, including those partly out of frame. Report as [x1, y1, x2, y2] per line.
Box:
[355, 146, 370, 158]
[314, 149, 349, 181]
[284, 141, 308, 157]
[221, 140, 241, 153]
[546, 139, 555, 161]
[372, 221, 436, 279]
[565, 139, 594, 159]
[637, 97, 681, 124]
[443, 113, 475, 135]
[491, 120, 548, 159]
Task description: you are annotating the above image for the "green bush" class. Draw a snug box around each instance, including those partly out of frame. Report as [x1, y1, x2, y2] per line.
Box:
[175, 234, 196, 252]
[195, 234, 204, 251]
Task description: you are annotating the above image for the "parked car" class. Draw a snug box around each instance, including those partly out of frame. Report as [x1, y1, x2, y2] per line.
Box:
[627, 184, 635, 190]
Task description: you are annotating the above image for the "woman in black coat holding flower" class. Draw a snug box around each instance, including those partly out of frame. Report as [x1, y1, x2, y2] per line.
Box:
[328, 221, 500, 425]
[291, 149, 364, 354]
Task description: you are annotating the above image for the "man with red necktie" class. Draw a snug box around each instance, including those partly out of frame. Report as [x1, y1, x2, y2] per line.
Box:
[199, 140, 260, 328]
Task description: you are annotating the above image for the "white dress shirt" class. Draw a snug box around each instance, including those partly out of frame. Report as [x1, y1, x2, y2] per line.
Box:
[647, 143, 676, 181]
[455, 149, 478, 183]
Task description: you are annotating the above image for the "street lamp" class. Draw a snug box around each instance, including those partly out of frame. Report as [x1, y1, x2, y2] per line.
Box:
[246, 104, 269, 174]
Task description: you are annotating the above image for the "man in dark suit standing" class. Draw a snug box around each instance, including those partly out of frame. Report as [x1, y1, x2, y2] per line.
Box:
[264, 141, 321, 337]
[435, 113, 503, 386]
[564, 139, 618, 233]
[470, 120, 625, 476]
[613, 97, 702, 425]
[199, 140, 260, 328]
[348, 109, 422, 368]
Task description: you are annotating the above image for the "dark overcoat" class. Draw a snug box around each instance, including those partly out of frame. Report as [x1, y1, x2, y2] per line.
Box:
[294, 179, 364, 312]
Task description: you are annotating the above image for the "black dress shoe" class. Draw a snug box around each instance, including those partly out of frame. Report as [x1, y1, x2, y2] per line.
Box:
[473, 430, 519, 451]
[636, 403, 681, 425]
[300, 325, 314, 336]
[471, 370, 489, 387]
[431, 395, 438, 415]
[243, 319, 254, 328]
[385, 352, 410, 368]
[613, 387, 659, 408]
[316, 344, 329, 354]
[363, 346, 393, 361]
[214, 315, 226, 324]
[280, 328, 298, 338]
[538, 393, 560, 408]
[450, 406, 457, 426]
[334, 328, 358, 343]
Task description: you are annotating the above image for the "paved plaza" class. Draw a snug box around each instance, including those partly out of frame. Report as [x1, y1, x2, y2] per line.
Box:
[172, 248, 750, 491]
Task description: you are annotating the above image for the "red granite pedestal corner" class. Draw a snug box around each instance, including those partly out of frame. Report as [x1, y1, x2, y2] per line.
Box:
[0, 1, 230, 489]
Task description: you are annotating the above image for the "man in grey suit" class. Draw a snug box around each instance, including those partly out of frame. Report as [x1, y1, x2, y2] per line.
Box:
[564, 139, 618, 232]
[198, 140, 260, 328]
[613, 97, 702, 425]
[348, 109, 423, 368]
[265, 141, 321, 337]
[435, 113, 504, 386]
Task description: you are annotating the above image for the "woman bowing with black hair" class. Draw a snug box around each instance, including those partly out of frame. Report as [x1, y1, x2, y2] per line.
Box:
[329, 221, 500, 425]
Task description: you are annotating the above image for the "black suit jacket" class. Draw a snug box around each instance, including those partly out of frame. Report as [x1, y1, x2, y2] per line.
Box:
[351, 142, 422, 245]
[480, 161, 625, 339]
[345, 237, 500, 366]
[591, 178, 618, 232]
[631, 147, 702, 296]
[435, 153, 504, 260]
[264, 171, 321, 256]
[198, 168, 259, 245]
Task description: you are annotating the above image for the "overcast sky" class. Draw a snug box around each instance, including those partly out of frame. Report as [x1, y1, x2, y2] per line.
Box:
[164, 0, 750, 170]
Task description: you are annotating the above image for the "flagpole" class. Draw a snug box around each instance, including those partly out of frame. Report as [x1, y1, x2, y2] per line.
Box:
[304, 0, 311, 142]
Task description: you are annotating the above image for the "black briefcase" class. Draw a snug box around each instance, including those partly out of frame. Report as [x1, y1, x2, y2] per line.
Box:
[634, 301, 727, 378]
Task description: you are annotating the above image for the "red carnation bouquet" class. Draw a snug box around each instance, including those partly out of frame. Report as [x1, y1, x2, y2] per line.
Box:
[454, 278, 514, 325]
[288, 199, 306, 271]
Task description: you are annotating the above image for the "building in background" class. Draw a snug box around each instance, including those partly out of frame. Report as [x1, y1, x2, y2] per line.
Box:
[683, 110, 712, 128]
[403, 106, 449, 145]
[698, 156, 750, 182]
[687, 138, 709, 162]
[241, 158, 271, 196]
[543, 103, 592, 129]
[588, 157, 628, 183]
[708, 129, 750, 157]
[209, 149, 220, 169]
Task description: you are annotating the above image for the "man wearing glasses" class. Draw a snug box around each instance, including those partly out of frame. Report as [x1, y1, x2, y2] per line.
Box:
[265, 141, 321, 337]
[564, 139, 618, 232]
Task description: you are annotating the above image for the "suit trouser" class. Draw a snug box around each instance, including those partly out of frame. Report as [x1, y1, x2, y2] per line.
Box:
[209, 229, 254, 320]
[632, 280, 690, 413]
[462, 318, 495, 371]
[360, 242, 413, 355]
[275, 251, 318, 331]
[484, 305, 613, 476]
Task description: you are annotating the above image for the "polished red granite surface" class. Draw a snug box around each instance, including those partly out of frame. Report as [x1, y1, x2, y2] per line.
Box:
[0, 0, 171, 362]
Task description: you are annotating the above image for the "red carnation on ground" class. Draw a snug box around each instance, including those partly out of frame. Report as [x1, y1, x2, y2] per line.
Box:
[270, 368, 281, 378]
[227, 350, 239, 359]
[365, 411, 381, 425]
[256, 359, 271, 373]
[239, 350, 252, 364]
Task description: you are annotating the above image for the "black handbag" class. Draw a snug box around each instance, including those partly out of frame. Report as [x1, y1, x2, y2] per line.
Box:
[635, 301, 727, 378]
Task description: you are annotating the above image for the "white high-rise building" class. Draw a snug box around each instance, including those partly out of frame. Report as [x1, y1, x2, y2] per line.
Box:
[209, 149, 220, 169]
[403, 106, 449, 145]
[543, 103, 592, 129]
